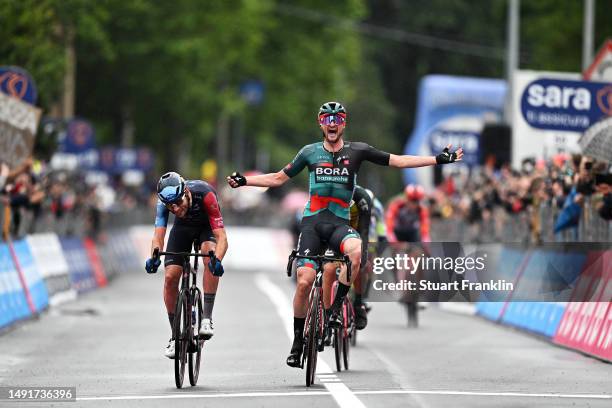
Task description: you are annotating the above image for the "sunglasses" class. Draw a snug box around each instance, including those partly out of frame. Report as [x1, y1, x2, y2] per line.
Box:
[164, 195, 186, 211]
[318, 114, 346, 126]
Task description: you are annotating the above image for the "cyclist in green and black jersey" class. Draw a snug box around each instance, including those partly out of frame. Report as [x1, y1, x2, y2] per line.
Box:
[227, 101, 462, 368]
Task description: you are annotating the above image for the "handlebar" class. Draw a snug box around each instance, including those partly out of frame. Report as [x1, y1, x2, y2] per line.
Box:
[286, 249, 352, 280]
[152, 247, 217, 264]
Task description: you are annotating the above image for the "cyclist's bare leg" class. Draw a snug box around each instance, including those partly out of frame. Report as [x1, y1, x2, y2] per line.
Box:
[293, 266, 316, 318]
[164, 264, 182, 330]
[328, 237, 361, 324]
[287, 265, 316, 367]
[164, 265, 182, 314]
[200, 241, 218, 323]
[337, 237, 361, 286]
[322, 262, 337, 310]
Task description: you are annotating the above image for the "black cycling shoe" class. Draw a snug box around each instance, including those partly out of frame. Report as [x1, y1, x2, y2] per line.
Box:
[286, 331, 303, 368]
[355, 303, 368, 330]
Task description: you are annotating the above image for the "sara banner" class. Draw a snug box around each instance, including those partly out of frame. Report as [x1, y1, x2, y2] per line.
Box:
[520, 78, 612, 132]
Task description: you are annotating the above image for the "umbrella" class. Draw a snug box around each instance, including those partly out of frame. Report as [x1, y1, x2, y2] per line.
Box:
[580, 117, 612, 163]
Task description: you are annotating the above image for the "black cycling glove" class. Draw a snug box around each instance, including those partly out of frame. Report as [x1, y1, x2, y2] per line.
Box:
[229, 172, 247, 188]
[435, 147, 458, 165]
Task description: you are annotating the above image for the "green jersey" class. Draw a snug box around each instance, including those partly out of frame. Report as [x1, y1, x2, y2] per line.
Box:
[283, 141, 390, 219]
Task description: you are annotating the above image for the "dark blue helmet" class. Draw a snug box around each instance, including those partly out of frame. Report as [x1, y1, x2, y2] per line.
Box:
[157, 172, 186, 204]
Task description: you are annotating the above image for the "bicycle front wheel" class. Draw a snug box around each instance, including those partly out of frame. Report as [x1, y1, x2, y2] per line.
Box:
[173, 291, 188, 388]
[305, 288, 320, 387]
[342, 301, 351, 370]
[189, 289, 203, 386]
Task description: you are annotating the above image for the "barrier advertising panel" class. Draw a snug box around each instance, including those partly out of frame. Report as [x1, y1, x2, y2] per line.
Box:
[11, 240, 49, 313]
[26, 233, 75, 306]
[60, 238, 97, 293]
[0, 243, 30, 328]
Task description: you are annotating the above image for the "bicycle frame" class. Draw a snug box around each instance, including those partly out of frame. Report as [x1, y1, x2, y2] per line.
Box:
[286, 250, 352, 381]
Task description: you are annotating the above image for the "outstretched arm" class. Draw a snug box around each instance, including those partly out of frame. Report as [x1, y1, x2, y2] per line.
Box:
[229, 146, 309, 188]
[248, 171, 289, 188]
[389, 145, 463, 169]
[227, 171, 289, 188]
[388, 154, 437, 168]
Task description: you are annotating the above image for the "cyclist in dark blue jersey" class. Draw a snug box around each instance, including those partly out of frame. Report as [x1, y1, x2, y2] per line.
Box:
[145, 172, 228, 359]
[228, 101, 462, 367]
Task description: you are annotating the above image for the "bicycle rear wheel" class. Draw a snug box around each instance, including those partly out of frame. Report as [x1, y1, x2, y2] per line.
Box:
[188, 289, 203, 386]
[305, 289, 320, 387]
[173, 291, 188, 388]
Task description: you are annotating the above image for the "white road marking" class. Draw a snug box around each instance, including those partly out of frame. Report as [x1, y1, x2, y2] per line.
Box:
[76, 389, 612, 402]
[77, 391, 330, 401]
[255, 273, 366, 408]
[352, 390, 612, 399]
[369, 348, 430, 408]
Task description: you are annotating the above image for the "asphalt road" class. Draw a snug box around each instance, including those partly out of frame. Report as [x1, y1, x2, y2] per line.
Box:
[1, 263, 611, 407]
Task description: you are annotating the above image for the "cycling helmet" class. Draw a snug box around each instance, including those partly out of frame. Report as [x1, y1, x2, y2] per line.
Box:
[318, 101, 347, 116]
[157, 172, 186, 204]
[404, 184, 425, 201]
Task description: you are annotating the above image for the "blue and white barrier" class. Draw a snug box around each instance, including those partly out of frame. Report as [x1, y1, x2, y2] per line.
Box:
[0, 243, 32, 328]
[26, 233, 75, 306]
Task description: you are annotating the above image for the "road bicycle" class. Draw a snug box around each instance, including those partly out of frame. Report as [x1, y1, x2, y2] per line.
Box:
[153, 241, 216, 388]
[286, 250, 351, 386]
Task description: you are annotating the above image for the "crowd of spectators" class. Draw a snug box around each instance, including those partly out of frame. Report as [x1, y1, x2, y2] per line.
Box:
[426, 154, 611, 243]
[0, 156, 150, 240]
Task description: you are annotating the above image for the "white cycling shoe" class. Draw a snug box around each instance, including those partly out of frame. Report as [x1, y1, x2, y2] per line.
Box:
[199, 318, 214, 340]
[164, 338, 175, 359]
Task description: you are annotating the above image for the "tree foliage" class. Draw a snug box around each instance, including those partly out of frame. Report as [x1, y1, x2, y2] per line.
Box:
[1, 0, 609, 198]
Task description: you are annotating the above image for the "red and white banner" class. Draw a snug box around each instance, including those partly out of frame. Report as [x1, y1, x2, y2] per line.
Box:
[553, 251, 612, 361]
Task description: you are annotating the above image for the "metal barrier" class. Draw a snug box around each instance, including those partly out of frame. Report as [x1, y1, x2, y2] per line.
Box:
[431, 201, 610, 243]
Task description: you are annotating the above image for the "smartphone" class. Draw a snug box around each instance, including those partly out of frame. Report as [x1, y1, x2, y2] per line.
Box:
[595, 173, 612, 185]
